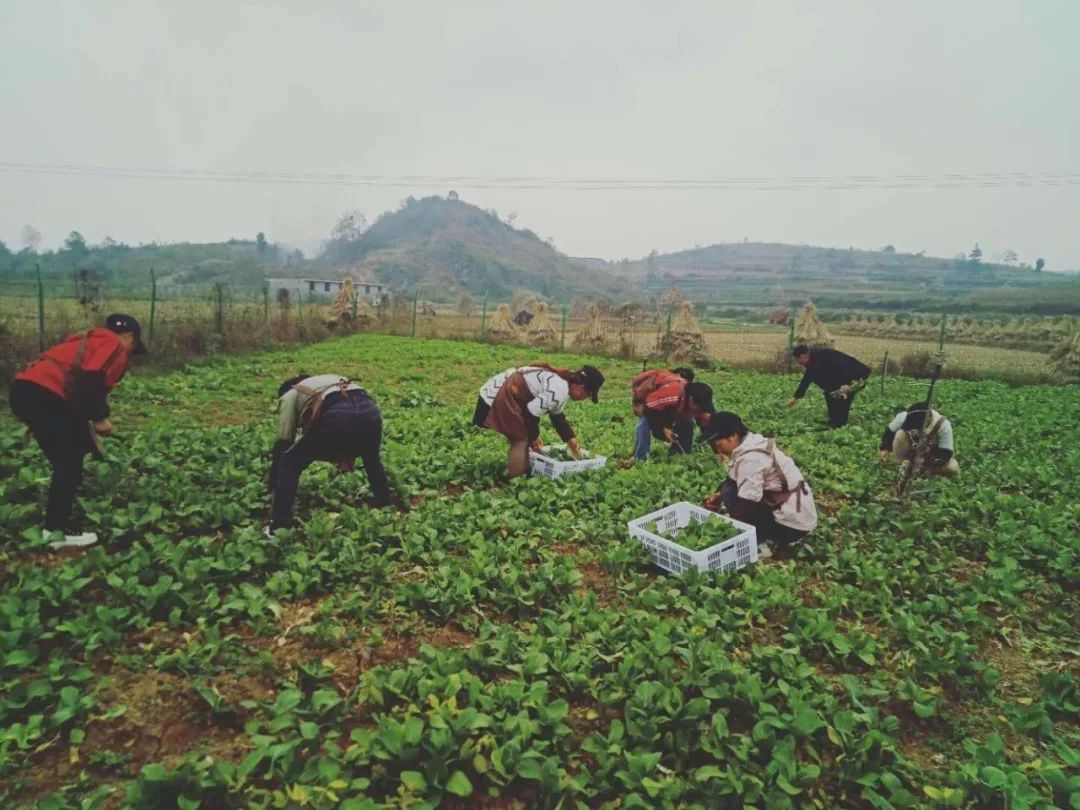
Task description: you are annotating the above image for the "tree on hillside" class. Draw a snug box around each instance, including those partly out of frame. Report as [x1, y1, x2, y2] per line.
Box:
[256, 232, 269, 254]
[1001, 248, 1018, 265]
[64, 231, 88, 258]
[1035, 258, 1046, 272]
[323, 211, 367, 263]
[882, 244, 896, 253]
[22, 225, 41, 252]
[968, 243, 983, 265]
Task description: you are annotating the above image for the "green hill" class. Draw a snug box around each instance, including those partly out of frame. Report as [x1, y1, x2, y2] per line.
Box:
[591, 243, 1080, 314]
[318, 196, 619, 302]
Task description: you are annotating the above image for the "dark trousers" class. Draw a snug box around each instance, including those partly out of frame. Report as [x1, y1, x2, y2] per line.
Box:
[9, 380, 91, 532]
[669, 417, 696, 455]
[824, 391, 856, 428]
[721, 480, 807, 548]
[270, 392, 390, 529]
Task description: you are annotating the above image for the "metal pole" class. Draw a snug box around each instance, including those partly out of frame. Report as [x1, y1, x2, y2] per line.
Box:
[148, 268, 157, 347]
[880, 351, 889, 395]
[411, 291, 419, 337]
[664, 305, 674, 356]
[938, 312, 947, 351]
[263, 284, 269, 321]
[560, 303, 568, 351]
[480, 293, 488, 340]
[36, 263, 45, 351]
[786, 311, 796, 373]
[215, 283, 225, 333]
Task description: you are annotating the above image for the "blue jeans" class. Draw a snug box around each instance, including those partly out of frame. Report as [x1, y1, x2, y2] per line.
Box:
[634, 416, 695, 460]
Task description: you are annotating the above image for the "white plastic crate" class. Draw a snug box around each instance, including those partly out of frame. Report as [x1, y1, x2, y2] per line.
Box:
[529, 444, 607, 479]
[628, 501, 758, 574]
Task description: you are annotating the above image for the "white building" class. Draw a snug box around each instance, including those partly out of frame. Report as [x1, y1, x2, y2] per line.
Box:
[267, 278, 389, 305]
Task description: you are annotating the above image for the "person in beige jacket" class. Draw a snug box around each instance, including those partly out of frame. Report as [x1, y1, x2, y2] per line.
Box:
[702, 411, 817, 553]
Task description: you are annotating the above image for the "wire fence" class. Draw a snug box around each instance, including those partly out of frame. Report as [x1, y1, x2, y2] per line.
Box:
[0, 270, 1061, 385]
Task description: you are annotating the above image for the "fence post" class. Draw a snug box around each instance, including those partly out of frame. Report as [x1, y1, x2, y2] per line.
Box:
[36, 263, 45, 351]
[938, 312, 947, 351]
[786, 311, 796, 373]
[560, 303, 568, 351]
[479, 294, 488, 340]
[663, 305, 674, 355]
[263, 284, 270, 321]
[880, 351, 889, 394]
[297, 291, 304, 326]
[214, 283, 225, 333]
[351, 289, 358, 323]
[148, 268, 157, 347]
[410, 291, 419, 337]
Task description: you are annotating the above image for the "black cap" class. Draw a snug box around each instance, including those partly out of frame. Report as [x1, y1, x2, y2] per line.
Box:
[580, 365, 604, 403]
[105, 313, 147, 354]
[700, 411, 746, 444]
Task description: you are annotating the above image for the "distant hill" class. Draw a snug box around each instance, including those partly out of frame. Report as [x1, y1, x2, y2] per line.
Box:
[580, 243, 1080, 314]
[316, 196, 619, 302]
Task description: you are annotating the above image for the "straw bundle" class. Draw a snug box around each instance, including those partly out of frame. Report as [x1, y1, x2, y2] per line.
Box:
[667, 301, 705, 362]
[486, 304, 518, 340]
[526, 302, 559, 345]
[1050, 322, 1080, 382]
[794, 301, 835, 348]
[572, 304, 608, 351]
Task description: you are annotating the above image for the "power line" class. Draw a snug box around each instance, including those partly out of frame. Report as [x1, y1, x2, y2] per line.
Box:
[2, 160, 1079, 191]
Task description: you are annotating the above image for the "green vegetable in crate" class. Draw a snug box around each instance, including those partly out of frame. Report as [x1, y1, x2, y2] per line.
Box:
[666, 517, 741, 551]
[539, 445, 579, 462]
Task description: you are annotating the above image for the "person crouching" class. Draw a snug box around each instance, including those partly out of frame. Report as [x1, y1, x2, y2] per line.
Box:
[702, 411, 817, 555]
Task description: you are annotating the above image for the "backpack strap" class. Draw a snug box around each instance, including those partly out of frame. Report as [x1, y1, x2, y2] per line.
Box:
[733, 439, 807, 512]
[292, 378, 355, 431]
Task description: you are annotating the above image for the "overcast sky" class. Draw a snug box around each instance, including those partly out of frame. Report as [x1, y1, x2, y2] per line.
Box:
[2, 1, 1078, 268]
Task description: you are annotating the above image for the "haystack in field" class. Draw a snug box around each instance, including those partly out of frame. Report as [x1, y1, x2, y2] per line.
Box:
[458, 293, 477, 317]
[794, 301, 835, 348]
[572, 305, 608, 352]
[1049, 323, 1080, 382]
[527, 302, 559, 345]
[486, 304, 518, 340]
[667, 301, 706, 362]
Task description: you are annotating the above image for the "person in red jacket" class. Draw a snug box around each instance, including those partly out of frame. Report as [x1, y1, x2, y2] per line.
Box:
[631, 367, 713, 460]
[9, 314, 146, 548]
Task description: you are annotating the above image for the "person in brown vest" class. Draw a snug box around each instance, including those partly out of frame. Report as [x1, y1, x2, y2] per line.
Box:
[473, 363, 604, 478]
[268, 374, 391, 533]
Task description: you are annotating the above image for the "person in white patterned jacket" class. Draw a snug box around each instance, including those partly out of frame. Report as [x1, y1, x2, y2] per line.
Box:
[473, 362, 605, 478]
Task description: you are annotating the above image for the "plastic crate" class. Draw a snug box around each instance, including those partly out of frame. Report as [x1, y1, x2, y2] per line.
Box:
[529, 445, 607, 479]
[628, 501, 758, 574]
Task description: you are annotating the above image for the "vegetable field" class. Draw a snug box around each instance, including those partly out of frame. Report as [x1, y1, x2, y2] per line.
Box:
[1, 334, 1078, 809]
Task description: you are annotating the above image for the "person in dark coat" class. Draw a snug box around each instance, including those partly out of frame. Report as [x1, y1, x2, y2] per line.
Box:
[9, 313, 147, 548]
[786, 345, 870, 428]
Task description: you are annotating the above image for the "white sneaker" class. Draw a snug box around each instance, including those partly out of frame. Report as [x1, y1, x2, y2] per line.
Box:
[757, 542, 773, 560]
[46, 531, 99, 550]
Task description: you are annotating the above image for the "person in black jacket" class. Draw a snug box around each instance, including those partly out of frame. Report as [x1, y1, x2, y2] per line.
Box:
[785, 345, 870, 428]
